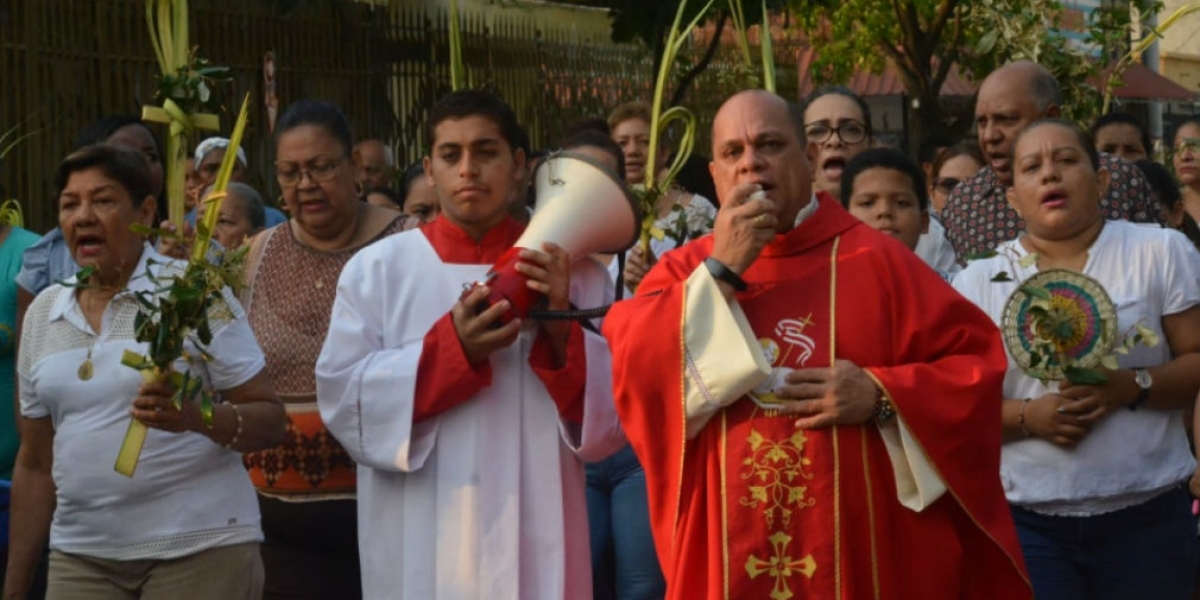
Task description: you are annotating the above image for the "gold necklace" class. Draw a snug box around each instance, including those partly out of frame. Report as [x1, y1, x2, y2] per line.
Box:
[77, 288, 110, 381]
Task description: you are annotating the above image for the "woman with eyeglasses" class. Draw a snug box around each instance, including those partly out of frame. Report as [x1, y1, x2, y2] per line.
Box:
[929, 142, 985, 215]
[1173, 117, 1200, 223]
[238, 100, 412, 600]
[915, 143, 985, 278]
[802, 86, 873, 200]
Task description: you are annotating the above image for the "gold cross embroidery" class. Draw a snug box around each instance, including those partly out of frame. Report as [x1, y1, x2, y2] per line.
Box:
[744, 531, 817, 600]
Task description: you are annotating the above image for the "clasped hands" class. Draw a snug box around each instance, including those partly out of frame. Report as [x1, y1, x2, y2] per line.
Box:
[1021, 370, 1136, 448]
[453, 242, 571, 366]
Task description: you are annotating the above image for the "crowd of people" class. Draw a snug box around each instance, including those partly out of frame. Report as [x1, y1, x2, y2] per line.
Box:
[0, 56, 1198, 600]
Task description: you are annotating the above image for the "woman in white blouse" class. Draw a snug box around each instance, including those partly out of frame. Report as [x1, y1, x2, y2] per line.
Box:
[4, 145, 285, 599]
[953, 119, 1200, 600]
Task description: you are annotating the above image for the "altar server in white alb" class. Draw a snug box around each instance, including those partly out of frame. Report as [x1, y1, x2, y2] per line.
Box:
[315, 90, 624, 600]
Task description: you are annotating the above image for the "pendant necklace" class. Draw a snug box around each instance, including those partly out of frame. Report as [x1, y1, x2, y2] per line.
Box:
[77, 289, 99, 381]
[78, 343, 95, 381]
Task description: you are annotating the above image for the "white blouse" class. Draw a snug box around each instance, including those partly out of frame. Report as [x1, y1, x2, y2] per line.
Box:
[19, 245, 265, 559]
[953, 221, 1200, 516]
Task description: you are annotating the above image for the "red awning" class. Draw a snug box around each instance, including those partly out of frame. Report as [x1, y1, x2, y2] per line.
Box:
[796, 48, 976, 98]
[1091, 62, 1197, 101]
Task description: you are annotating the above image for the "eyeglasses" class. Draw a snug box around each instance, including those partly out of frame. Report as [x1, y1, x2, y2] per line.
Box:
[1175, 138, 1200, 155]
[275, 156, 347, 188]
[933, 177, 963, 194]
[804, 120, 868, 145]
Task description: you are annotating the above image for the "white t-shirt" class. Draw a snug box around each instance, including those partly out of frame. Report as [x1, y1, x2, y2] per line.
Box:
[19, 246, 266, 559]
[915, 216, 960, 280]
[953, 221, 1200, 516]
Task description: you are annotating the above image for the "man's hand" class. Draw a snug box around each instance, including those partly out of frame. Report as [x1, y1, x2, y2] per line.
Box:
[452, 285, 521, 366]
[1022, 393, 1094, 448]
[516, 242, 572, 364]
[623, 245, 655, 292]
[710, 183, 777, 274]
[773, 360, 878, 429]
[130, 379, 200, 434]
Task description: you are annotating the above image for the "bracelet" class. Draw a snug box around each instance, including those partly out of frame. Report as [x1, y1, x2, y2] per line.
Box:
[1018, 398, 1032, 437]
[703, 257, 748, 292]
[222, 404, 244, 450]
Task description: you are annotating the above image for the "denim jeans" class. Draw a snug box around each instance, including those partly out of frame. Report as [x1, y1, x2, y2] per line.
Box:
[1011, 484, 1199, 600]
[586, 444, 665, 600]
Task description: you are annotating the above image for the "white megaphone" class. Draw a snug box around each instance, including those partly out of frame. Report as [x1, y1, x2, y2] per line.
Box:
[471, 150, 641, 324]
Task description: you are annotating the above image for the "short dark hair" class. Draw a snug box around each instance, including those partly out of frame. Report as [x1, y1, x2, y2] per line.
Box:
[802, 86, 872, 137]
[561, 129, 625, 180]
[1091, 112, 1152, 157]
[276, 100, 355, 157]
[919, 136, 952, 165]
[56, 144, 157, 206]
[400, 161, 426, 199]
[607, 101, 651, 132]
[840, 147, 929, 211]
[930, 142, 984, 181]
[1013, 118, 1100, 172]
[74, 115, 160, 152]
[425, 90, 523, 152]
[564, 117, 610, 138]
[1135, 159, 1180, 209]
[1172, 116, 1200, 146]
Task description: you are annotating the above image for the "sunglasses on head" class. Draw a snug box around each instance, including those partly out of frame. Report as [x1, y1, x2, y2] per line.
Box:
[933, 177, 962, 194]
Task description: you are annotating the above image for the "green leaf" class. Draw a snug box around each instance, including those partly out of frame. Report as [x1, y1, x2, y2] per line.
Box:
[990, 271, 1013, 282]
[1020, 285, 1052, 301]
[1064, 366, 1109, 385]
[965, 250, 999, 261]
[200, 392, 214, 428]
[1100, 354, 1120, 370]
[976, 28, 1000, 54]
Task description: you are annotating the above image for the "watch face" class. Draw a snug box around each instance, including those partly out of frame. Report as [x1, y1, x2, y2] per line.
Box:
[1135, 369, 1153, 389]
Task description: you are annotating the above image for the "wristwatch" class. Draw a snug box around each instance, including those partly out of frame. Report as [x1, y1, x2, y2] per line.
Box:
[873, 387, 896, 426]
[1129, 368, 1152, 411]
[704, 257, 748, 292]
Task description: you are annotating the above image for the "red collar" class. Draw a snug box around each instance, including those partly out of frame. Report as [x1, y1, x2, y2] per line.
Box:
[420, 216, 525, 264]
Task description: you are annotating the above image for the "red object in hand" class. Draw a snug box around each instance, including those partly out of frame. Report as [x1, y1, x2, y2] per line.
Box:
[468, 246, 542, 325]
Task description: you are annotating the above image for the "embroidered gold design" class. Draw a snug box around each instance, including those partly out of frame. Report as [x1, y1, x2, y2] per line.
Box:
[740, 429, 815, 528]
[744, 531, 817, 600]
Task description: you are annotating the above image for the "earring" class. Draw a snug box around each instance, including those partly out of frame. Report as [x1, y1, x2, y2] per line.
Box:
[354, 182, 365, 198]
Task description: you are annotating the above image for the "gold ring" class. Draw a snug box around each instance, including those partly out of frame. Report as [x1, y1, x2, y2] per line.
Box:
[755, 214, 770, 227]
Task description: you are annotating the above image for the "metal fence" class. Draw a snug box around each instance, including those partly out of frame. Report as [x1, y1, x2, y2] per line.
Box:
[1, 0, 798, 232]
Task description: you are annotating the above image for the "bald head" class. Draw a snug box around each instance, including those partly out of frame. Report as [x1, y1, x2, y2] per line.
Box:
[975, 61, 1062, 186]
[709, 90, 812, 231]
[354, 139, 394, 191]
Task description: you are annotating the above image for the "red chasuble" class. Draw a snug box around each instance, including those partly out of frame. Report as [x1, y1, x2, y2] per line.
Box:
[604, 194, 1030, 600]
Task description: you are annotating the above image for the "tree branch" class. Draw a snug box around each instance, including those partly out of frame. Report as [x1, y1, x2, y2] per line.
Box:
[669, 10, 729, 107]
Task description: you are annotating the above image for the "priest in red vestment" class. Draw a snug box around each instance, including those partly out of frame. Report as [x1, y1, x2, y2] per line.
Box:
[603, 90, 1031, 600]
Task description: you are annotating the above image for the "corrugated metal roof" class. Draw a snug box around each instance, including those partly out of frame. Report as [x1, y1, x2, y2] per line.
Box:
[796, 49, 976, 98]
[1092, 62, 1198, 101]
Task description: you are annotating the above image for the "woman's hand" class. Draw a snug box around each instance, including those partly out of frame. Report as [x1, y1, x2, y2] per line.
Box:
[130, 379, 200, 434]
[1023, 393, 1095, 448]
[623, 245, 656, 292]
[1057, 370, 1135, 423]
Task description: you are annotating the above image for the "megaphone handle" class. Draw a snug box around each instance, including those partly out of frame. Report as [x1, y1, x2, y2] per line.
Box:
[462, 247, 543, 326]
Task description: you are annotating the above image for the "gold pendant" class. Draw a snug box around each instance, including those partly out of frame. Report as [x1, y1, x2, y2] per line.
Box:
[315, 279, 324, 290]
[78, 359, 94, 381]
